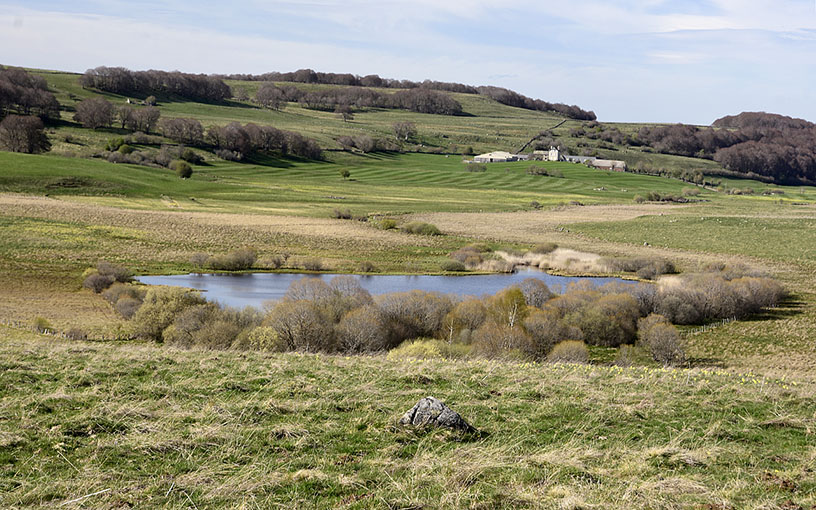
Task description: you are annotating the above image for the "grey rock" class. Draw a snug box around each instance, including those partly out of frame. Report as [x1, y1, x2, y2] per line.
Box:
[399, 396, 475, 432]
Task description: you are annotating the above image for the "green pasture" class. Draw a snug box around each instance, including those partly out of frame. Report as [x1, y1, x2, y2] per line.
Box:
[3, 150, 808, 218]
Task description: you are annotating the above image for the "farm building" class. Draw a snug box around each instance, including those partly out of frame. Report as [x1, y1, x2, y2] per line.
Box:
[592, 159, 627, 171]
[564, 155, 597, 164]
[473, 151, 517, 163]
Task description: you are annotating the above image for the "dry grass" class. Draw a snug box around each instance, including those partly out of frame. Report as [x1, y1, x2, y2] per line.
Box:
[2, 329, 815, 509]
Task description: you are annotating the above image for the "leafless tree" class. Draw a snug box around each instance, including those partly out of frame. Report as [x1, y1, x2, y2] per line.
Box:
[128, 106, 160, 132]
[0, 115, 50, 153]
[73, 97, 114, 129]
[255, 83, 285, 110]
[392, 121, 417, 141]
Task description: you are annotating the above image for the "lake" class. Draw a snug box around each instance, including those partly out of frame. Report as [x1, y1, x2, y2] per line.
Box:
[135, 269, 636, 309]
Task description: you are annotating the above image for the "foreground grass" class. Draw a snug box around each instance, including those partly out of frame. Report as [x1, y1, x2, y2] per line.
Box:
[2, 328, 814, 509]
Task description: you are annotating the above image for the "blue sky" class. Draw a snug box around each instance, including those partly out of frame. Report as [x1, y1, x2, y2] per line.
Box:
[1, 0, 815, 123]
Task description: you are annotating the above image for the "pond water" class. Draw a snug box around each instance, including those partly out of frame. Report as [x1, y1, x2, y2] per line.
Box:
[135, 269, 636, 309]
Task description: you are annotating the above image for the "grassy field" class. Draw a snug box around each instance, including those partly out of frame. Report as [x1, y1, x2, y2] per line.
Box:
[2, 67, 816, 509]
[2, 329, 815, 509]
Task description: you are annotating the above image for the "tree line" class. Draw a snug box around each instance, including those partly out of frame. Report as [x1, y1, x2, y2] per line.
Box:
[634, 113, 816, 184]
[476, 85, 597, 121]
[227, 68, 596, 120]
[80, 66, 231, 102]
[221, 68, 480, 94]
[278, 84, 462, 115]
[0, 66, 60, 119]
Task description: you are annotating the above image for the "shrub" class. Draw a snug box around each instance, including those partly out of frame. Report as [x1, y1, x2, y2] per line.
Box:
[526, 166, 563, 178]
[451, 246, 483, 266]
[215, 149, 242, 161]
[656, 291, 702, 325]
[377, 290, 453, 344]
[331, 208, 352, 220]
[262, 254, 285, 269]
[639, 314, 685, 366]
[163, 304, 258, 350]
[522, 308, 570, 358]
[32, 317, 52, 333]
[472, 322, 534, 359]
[401, 221, 442, 236]
[378, 218, 397, 230]
[131, 287, 206, 341]
[568, 293, 639, 347]
[442, 298, 487, 341]
[264, 300, 335, 352]
[190, 252, 210, 268]
[83, 273, 115, 293]
[335, 305, 389, 352]
[604, 257, 675, 276]
[101, 282, 144, 304]
[180, 148, 204, 164]
[65, 328, 88, 340]
[441, 260, 466, 272]
[97, 261, 131, 283]
[467, 163, 487, 172]
[207, 247, 257, 271]
[614, 344, 638, 367]
[117, 144, 134, 154]
[486, 288, 528, 328]
[633, 195, 645, 203]
[170, 160, 193, 178]
[548, 340, 589, 363]
[235, 326, 287, 351]
[115, 297, 143, 319]
[387, 339, 472, 361]
[648, 326, 685, 366]
[105, 137, 125, 151]
[357, 261, 377, 273]
[531, 242, 558, 254]
[301, 258, 324, 271]
[515, 278, 553, 308]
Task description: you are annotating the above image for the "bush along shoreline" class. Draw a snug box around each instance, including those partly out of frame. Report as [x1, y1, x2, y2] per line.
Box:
[83, 261, 785, 368]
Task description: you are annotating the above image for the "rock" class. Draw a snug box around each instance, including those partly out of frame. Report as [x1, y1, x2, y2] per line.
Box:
[399, 396, 475, 432]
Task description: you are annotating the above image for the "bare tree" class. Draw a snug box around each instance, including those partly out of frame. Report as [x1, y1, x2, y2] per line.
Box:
[160, 117, 204, 145]
[335, 104, 353, 122]
[73, 97, 114, 129]
[392, 121, 417, 142]
[0, 115, 50, 153]
[128, 106, 160, 132]
[255, 82, 286, 110]
[117, 105, 134, 129]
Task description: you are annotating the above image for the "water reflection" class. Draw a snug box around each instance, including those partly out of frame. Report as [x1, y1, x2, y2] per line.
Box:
[135, 268, 635, 309]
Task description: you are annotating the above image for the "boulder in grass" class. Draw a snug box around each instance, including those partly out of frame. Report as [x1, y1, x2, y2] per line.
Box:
[399, 396, 475, 432]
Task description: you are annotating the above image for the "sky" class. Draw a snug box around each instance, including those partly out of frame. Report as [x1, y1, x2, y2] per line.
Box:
[1, 1, 815, 124]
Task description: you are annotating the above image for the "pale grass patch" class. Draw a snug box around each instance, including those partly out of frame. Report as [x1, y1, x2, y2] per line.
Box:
[496, 247, 607, 274]
[644, 445, 718, 467]
[642, 476, 710, 495]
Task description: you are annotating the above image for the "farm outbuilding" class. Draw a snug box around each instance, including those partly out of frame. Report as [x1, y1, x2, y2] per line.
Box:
[473, 151, 517, 163]
[592, 159, 627, 171]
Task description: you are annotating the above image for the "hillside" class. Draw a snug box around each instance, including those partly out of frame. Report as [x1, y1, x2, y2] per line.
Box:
[17, 68, 720, 175]
[1, 66, 816, 510]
